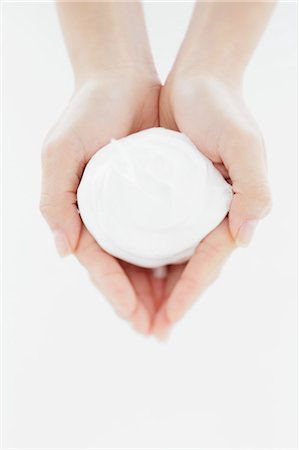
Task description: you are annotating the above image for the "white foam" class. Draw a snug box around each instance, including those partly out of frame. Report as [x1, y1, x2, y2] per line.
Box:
[77, 128, 233, 268]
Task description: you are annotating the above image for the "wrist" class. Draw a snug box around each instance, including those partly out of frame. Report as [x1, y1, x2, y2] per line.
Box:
[74, 62, 160, 92]
[167, 63, 243, 95]
[169, 1, 275, 88]
[170, 52, 244, 90]
[57, 2, 159, 89]
[161, 68, 244, 126]
[72, 36, 158, 88]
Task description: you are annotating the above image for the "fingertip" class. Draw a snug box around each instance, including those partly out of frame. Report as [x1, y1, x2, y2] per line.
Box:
[151, 305, 172, 339]
[229, 212, 259, 247]
[236, 219, 259, 247]
[41, 202, 82, 256]
[114, 288, 138, 320]
[131, 303, 151, 336]
[166, 301, 184, 324]
[98, 276, 138, 321]
[228, 188, 272, 247]
[228, 210, 241, 241]
[113, 298, 137, 320]
[52, 228, 72, 257]
[155, 330, 171, 342]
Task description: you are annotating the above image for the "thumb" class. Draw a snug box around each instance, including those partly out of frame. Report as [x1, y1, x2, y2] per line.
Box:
[225, 133, 272, 246]
[40, 136, 85, 256]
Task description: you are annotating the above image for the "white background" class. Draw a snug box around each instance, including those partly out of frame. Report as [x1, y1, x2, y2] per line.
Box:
[2, 1, 298, 448]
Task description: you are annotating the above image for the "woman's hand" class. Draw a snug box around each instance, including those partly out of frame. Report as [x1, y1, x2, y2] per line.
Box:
[40, 72, 162, 335]
[151, 72, 272, 337]
[149, 1, 274, 338]
[41, 1, 274, 339]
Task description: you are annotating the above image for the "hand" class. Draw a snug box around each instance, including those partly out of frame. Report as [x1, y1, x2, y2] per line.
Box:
[40, 72, 163, 335]
[151, 72, 272, 337]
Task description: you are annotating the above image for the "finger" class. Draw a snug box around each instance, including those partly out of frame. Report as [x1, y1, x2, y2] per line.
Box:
[75, 226, 137, 318]
[150, 274, 165, 309]
[213, 162, 230, 181]
[130, 302, 152, 336]
[165, 219, 236, 324]
[151, 304, 171, 341]
[164, 264, 186, 300]
[40, 136, 86, 256]
[121, 263, 154, 334]
[223, 132, 272, 246]
[121, 263, 156, 317]
[151, 264, 185, 339]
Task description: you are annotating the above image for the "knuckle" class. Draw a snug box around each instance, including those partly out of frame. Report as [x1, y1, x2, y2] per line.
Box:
[39, 193, 53, 219]
[41, 139, 61, 162]
[227, 122, 263, 150]
[260, 190, 273, 212]
[41, 135, 86, 175]
[41, 136, 76, 164]
[226, 127, 267, 162]
[239, 128, 264, 150]
[197, 238, 220, 257]
[252, 184, 273, 212]
[41, 141, 66, 173]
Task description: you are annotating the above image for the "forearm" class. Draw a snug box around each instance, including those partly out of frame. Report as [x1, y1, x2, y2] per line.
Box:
[56, 1, 156, 84]
[172, 1, 276, 84]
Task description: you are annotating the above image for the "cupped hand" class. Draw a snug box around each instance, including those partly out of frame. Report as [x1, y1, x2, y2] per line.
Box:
[40, 72, 163, 334]
[41, 70, 272, 339]
[151, 72, 272, 337]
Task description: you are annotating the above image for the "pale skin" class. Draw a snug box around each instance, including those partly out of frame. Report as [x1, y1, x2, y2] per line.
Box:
[40, 1, 274, 338]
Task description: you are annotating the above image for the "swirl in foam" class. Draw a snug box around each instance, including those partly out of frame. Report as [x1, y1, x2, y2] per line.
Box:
[77, 127, 233, 268]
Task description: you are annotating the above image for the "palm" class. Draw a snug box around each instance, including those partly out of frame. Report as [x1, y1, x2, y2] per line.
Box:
[45, 77, 163, 334]
[149, 78, 238, 336]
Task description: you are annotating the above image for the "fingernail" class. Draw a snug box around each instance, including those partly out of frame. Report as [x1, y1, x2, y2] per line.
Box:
[236, 220, 259, 247]
[52, 229, 71, 257]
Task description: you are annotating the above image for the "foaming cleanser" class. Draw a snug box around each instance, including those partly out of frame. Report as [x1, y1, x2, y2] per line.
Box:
[77, 128, 233, 268]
